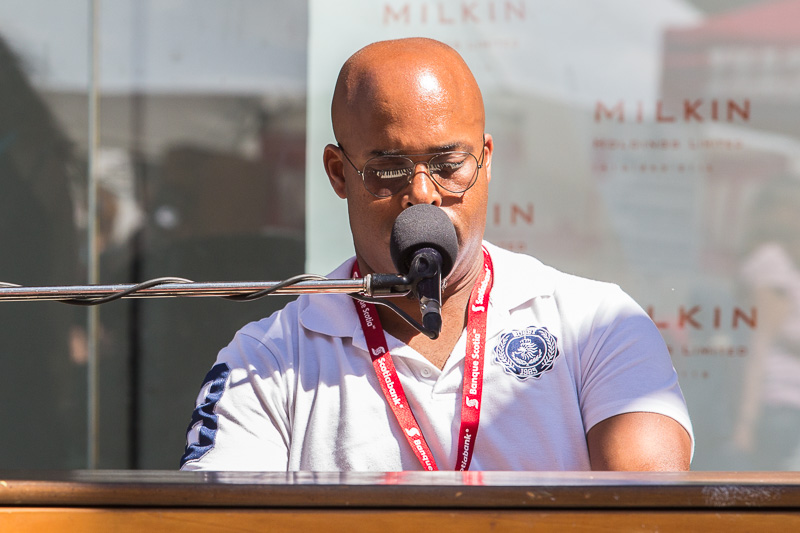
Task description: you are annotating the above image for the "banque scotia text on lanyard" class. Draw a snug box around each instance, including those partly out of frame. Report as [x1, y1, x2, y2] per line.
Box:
[352, 247, 494, 471]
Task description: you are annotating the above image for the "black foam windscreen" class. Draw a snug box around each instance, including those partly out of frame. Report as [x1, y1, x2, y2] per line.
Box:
[389, 204, 459, 276]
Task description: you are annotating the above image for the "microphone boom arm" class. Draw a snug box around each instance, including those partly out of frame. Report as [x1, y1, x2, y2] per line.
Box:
[0, 274, 412, 304]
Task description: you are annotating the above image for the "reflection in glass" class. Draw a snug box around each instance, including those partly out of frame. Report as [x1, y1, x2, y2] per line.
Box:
[1, 1, 308, 470]
[0, 35, 86, 468]
[734, 175, 800, 469]
[88, 1, 309, 469]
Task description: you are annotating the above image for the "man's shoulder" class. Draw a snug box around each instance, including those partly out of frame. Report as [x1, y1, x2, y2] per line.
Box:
[485, 241, 625, 307]
[235, 256, 360, 345]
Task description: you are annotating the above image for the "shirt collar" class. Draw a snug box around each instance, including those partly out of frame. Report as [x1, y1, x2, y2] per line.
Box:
[297, 242, 556, 342]
[298, 257, 364, 342]
[481, 241, 555, 313]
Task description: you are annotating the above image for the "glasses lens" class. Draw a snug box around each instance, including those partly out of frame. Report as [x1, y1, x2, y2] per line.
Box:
[363, 157, 414, 197]
[429, 152, 478, 193]
[361, 151, 480, 197]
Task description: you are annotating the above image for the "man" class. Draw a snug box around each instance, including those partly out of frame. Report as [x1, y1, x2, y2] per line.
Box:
[181, 38, 693, 471]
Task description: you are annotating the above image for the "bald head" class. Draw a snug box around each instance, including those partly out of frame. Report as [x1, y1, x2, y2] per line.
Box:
[331, 38, 484, 148]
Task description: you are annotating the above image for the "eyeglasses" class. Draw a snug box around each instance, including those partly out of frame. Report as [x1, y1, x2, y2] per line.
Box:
[338, 139, 485, 198]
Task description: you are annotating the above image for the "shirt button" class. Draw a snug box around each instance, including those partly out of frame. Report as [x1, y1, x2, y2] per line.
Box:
[420, 367, 432, 378]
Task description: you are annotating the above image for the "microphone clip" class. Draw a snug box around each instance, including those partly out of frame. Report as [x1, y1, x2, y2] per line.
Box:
[406, 247, 444, 339]
[357, 259, 442, 341]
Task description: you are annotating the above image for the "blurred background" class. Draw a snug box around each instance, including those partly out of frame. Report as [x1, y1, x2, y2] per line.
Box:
[0, 0, 797, 470]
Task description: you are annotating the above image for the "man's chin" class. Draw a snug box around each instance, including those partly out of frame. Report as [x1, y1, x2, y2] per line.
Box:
[354, 254, 395, 277]
[444, 249, 485, 293]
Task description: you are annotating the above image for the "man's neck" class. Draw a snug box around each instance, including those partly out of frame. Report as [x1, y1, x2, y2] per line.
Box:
[375, 254, 484, 370]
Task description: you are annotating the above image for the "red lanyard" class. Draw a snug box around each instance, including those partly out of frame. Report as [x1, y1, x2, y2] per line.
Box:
[352, 248, 493, 471]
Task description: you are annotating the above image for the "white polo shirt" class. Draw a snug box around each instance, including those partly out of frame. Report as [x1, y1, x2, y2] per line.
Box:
[181, 242, 693, 471]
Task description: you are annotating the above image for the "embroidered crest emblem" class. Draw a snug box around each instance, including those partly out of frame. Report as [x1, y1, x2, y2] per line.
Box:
[494, 327, 559, 380]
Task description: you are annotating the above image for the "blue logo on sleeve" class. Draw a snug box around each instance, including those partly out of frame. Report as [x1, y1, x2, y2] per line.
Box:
[494, 327, 559, 380]
[180, 363, 230, 467]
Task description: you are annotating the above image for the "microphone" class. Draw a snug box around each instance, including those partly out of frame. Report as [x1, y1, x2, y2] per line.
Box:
[389, 204, 458, 339]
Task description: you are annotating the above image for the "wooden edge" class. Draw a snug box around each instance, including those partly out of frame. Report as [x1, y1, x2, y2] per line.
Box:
[1, 471, 800, 509]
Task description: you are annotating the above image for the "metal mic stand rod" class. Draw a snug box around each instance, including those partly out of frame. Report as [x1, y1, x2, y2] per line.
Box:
[0, 274, 411, 303]
[0, 273, 442, 338]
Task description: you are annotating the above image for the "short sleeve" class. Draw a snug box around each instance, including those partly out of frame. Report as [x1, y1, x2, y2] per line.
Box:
[577, 286, 694, 450]
[180, 327, 293, 471]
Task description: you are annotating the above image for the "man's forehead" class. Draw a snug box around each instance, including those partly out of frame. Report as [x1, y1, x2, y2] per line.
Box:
[346, 61, 455, 104]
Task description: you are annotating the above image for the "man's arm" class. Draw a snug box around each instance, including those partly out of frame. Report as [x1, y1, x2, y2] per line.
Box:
[180, 329, 293, 471]
[586, 412, 692, 471]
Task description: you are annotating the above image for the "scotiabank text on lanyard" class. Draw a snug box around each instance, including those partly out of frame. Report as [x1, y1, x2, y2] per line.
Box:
[352, 247, 493, 471]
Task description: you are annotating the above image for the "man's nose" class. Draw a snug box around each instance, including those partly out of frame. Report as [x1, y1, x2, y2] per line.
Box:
[401, 163, 442, 208]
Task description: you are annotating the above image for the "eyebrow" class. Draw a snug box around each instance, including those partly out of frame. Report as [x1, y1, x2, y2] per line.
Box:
[370, 142, 468, 157]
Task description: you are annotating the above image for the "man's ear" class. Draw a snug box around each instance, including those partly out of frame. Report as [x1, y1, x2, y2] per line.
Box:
[323, 144, 348, 199]
[482, 133, 494, 184]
